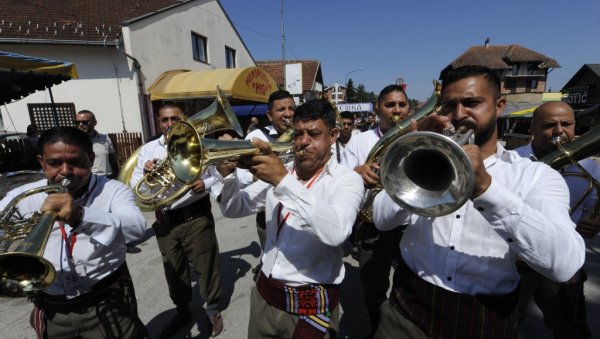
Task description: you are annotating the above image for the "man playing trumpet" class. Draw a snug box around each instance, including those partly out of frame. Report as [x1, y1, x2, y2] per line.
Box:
[514, 101, 600, 338]
[216, 99, 364, 338]
[371, 66, 585, 338]
[0, 126, 147, 338]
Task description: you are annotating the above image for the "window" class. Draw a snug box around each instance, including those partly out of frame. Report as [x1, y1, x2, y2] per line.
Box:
[192, 32, 208, 63]
[512, 63, 520, 76]
[225, 47, 236, 68]
[527, 63, 536, 75]
[526, 79, 538, 90]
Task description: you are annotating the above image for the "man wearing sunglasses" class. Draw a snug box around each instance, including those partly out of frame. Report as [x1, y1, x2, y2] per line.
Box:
[74, 110, 119, 179]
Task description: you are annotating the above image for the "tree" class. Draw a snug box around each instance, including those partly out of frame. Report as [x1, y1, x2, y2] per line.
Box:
[345, 78, 357, 103]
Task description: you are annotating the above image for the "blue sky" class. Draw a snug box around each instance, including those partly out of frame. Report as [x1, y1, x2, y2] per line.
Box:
[219, 0, 600, 101]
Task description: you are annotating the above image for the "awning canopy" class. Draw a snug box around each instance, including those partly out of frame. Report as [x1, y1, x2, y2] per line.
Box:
[147, 67, 278, 104]
[501, 102, 542, 119]
[0, 51, 78, 105]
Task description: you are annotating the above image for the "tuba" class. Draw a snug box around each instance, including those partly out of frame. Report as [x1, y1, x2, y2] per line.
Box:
[542, 124, 600, 219]
[124, 87, 244, 210]
[0, 179, 69, 297]
[358, 81, 442, 221]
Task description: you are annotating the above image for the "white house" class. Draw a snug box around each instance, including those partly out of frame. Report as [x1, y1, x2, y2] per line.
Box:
[0, 0, 255, 140]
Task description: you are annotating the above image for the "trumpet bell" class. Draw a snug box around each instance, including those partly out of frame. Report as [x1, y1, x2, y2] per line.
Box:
[0, 252, 55, 296]
[380, 131, 474, 217]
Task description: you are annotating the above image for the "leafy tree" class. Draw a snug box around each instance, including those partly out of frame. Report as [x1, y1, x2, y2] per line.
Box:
[345, 78, 357, 103]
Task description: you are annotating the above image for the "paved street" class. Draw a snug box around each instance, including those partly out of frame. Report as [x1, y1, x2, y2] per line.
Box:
[1, 197, 599, 338]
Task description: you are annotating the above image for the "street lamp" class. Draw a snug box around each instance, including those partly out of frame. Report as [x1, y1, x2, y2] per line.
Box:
[344, 68, 365, 85]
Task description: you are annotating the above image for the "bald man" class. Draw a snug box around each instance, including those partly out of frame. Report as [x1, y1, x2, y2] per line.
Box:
[514, 101, 599, 338]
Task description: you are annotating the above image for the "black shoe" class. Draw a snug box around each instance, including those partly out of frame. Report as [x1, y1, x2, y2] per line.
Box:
[160, 308, 192, 338]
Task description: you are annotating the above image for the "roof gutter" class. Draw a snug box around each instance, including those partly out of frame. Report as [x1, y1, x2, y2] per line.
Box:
[0, 37, 119, 46]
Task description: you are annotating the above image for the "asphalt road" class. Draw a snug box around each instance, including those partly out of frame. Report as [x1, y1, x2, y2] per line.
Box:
[1, 198, 599, 339]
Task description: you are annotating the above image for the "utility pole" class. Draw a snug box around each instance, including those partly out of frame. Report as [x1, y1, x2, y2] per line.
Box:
[281, 0, 285, 62]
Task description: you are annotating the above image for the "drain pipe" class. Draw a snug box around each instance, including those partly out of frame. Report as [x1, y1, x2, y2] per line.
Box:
[115, 44, 151, 140]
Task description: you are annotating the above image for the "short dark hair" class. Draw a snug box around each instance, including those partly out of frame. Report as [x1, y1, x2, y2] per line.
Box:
[156, 101, 185, 116]
[76, 110, 96, 121]
[268, 90, 293, 110]
[377, 84, 406, 104]
[293, 99, 336, 130]
[440, 65, 501, 100]
[340, 111, 353, 120]
[38, 126, 93, 155]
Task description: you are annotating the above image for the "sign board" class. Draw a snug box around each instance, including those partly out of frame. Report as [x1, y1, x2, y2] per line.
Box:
[336, 102, 373, 112]
[285, 63, 303, 95]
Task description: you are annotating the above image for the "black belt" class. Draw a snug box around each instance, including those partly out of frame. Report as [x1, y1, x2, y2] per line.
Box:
[36, 264, 129, 312]
[155, 194, 211, 225]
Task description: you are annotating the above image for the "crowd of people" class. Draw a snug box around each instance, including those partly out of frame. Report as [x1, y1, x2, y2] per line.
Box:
[0, 65, 597, 339]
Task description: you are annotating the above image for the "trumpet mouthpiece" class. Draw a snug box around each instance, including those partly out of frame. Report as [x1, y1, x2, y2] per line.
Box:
[295, 150, 306, 157]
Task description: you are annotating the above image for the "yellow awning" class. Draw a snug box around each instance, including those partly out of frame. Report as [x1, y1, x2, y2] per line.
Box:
[147, 67, 278, 103]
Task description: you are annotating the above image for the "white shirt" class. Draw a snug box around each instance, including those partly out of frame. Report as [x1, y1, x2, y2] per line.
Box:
[0, 175, 146, 297]
[90, 132, 115, 176]
[373, 143, 585, 294]
[340, 128, 383, 170]
[515, 142, 600, 224]
[130, 135, 217, 210]
[218, 157, 364, 285]
[331, 140, 348, 164]
[237, 125, 279, 185]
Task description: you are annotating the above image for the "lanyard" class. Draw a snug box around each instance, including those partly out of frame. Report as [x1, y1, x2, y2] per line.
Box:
[276, 167, 324, 236]
[376, 127, 384, 139]
[58, 221, 77, 258]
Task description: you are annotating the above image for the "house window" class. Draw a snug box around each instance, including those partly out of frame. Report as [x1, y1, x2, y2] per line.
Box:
[225, 47, 236, 68]
[526, 79, 538, 89]
[527, 63, 536, 75]
[192, 32, 208, 63]
[512, 63, 520, 76]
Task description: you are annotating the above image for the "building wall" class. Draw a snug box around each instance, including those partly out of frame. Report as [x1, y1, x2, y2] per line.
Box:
[124, 0, 256, 88]
[0, 0, 257, 136]
[0, 44, 141, 135]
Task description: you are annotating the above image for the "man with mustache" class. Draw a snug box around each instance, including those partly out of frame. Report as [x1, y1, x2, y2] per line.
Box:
[514, 101, 599, 338]
[372, 66, 585, 338]
[0, 126, 147, 338]
[216, 99, 364, 338]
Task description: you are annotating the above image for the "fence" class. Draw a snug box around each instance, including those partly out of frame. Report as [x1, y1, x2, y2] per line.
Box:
[0, 139, 40, 173]
[108, 132, 143, 166]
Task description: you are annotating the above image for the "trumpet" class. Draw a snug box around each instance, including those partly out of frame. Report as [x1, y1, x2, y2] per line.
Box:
[0, 179, 70, 297]
[379, 126, 475, 217]
[542, 125, 600, 220]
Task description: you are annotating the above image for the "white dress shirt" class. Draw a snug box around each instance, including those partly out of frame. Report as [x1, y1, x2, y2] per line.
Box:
[218, 157, 364, 285]
[90, 132, 115, 176]
[237, 125, 279, 185]
[340, 128, 383, 170]
[515, 142, 600, 224]
[0, 175, 146, 297]
[373, 143, 585, 294]
[130, 135, 217, 210]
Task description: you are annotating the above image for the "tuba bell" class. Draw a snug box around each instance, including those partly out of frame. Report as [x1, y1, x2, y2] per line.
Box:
[0, 179, 69, 297]
[123, 87, 244, 210]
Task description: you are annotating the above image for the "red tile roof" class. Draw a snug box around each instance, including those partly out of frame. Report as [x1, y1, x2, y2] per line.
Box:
[0, 0, 190, 44]
[256, 60, 322, 92]
[447, 44, 560, 70]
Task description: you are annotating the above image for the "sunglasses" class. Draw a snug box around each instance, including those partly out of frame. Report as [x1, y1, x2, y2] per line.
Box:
[74, 120, 93, 126]
[159, 117, 181, 123]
